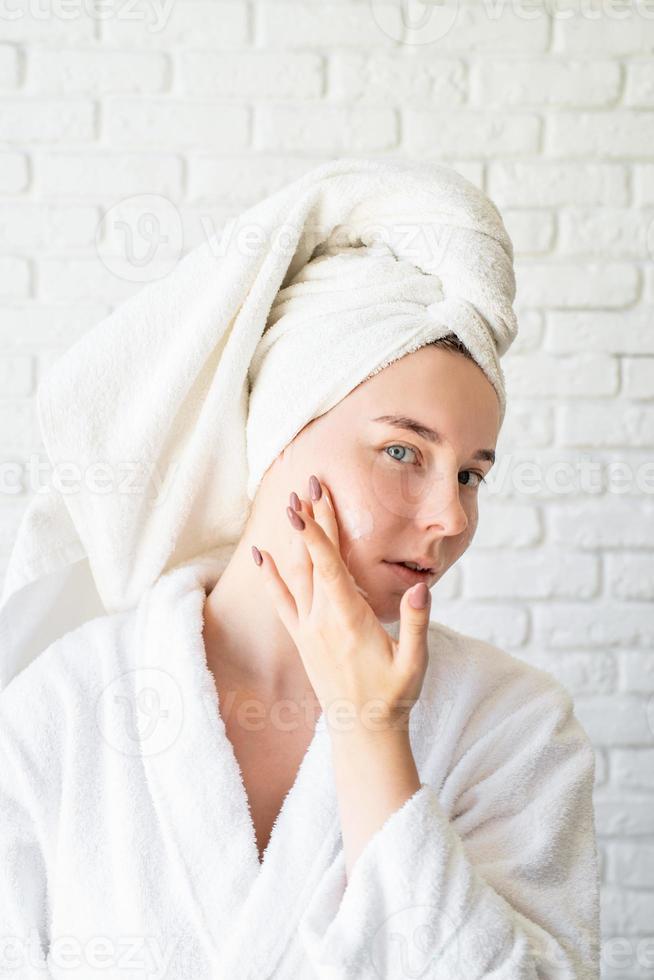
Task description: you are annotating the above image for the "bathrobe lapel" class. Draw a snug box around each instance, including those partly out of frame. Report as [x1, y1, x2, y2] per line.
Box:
[133, 558, 342, 978]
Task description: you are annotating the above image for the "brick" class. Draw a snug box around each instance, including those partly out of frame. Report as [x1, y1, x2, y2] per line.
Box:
[429, 565, 461, 601]
[508, 310, 544, 353]
[601, 885, 654, 935]
[594, 747, 608, 787]
[0, 44, 20, 88]
[0, 151, 28, 192]
[472, 501, 542, 547]
[255, 104, 397, 153]
[517, 651, 617, 696]
[482, 448, 654, 501]
[0, 305, 108, 349]
[623, 357, 654, 398]
[558, 402, 654, 447]
[503, 210, 555, 255]
[546, 311, 654, 355]
[496, 402, 554, 448]
[35, 151, 183, 199]
[412, 3, 550, 52]
[612, 749, 654, 792]
[0, 355, 33, 396]
[0, 203, 98, 250]
[574, 695, 652, 745]
[464, 551, 599, 599]
[619, 651, 654, 692]
[550, 502, 654, 549]
[607, 554, 654, 599]
[29, 48, 169, 94]
[558, 208, 654, 259]
[611, 841, 654, 890]
[635, 164, 654, 204]
[446, 161, 484, 187]
[533, 603, 654, 647]
[595, 795, 654, 835]
[102, 1, 249, 48]
[0, 257, 30, 299]
[559, 207, 654, 259]
[186, 155, 321, 205]
[0, 400, 36, 449]
[548, 111, 654, 158]
[515, 261, 639, 308]
[329, 51, 466, 104]
[488, 161, 629, 207]
[104, 98, 248, 149]
[554, 12, 654, 56]
[179, 51, 323, 98]
[36, 258, 146, 304]
[625, 59, 654, 105]
[503, 353, 619, 397]
[427, 602, 529, 648]
[258, 3, 400, 47]
[0, 7, 94, 43]
[471, 58, 620, 106]
[0, 98, 94, 141]
[404, 110, 540, 156]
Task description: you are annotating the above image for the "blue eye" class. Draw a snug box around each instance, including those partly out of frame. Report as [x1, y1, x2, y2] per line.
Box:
[385, 444, 419, 465]
[385, 445, 486, 489]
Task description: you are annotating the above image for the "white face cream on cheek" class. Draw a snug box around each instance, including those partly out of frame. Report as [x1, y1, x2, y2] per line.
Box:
[336, 506, 377, 603]
[339, 505, 374, 541]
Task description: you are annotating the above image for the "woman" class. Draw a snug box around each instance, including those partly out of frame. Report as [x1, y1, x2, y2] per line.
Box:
[0, 158, 600, 979]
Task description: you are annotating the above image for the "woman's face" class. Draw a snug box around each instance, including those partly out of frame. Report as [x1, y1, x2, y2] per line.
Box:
[258, 344, 501, 624]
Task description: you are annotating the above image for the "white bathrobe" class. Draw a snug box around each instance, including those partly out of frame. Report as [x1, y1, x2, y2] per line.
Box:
[0, 556, 600, 980]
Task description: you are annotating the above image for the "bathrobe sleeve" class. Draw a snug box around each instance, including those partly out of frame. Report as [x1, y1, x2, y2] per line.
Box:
[0, 731, 53, 979]
[298, 680, 600, 980]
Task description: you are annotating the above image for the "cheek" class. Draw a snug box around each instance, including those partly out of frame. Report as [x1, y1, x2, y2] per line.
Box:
[338, 502, 374, 541]
[368, 458, 431, 523]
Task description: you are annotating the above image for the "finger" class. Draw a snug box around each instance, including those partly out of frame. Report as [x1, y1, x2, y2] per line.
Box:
[287, 492, 314, 616]
[308, 474, 340, 552]
[254, 546, 299, 637]
[287, 503, 360, 623]
[396, 583, 431, 679]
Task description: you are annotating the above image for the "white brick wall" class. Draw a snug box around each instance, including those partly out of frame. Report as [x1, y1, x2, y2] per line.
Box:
[1, 0, 653, 974]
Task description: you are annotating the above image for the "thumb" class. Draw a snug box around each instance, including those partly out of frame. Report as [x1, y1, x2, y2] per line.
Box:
[396, 582, 431, 676]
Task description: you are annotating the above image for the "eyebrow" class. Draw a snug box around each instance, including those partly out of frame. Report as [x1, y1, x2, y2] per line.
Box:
[371, 415, 496, 465]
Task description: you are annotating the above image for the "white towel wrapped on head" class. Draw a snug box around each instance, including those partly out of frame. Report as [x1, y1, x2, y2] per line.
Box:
[0, 156, 518, 690]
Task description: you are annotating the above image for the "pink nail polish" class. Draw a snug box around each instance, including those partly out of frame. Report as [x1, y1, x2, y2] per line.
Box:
[251, 545, 262, 566]
[286, 506, 305, 530]
[309, 475, 322, 501]
[409, 583, 429, 609]
[290, 491, 301, 511]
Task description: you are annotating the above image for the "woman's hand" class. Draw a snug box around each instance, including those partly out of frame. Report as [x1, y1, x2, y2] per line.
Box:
[251, 475, 432, 738]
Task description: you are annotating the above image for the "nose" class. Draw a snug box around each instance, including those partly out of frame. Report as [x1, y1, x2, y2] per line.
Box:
[421, 469, 469, 537]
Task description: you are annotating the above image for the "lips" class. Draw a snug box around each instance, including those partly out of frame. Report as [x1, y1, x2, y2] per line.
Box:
[383, 561, 435, 586]
[388, 558, 435, 573]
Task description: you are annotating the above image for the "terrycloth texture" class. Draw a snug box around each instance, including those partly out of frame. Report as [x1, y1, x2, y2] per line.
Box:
[0, 558, 600, 979]
[0, 156, 517, 691]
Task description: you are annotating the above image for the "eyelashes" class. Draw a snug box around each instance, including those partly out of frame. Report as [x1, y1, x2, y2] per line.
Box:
[383, 444, 487, 488]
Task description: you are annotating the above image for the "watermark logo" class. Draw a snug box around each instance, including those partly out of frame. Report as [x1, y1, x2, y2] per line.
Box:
[96, 194, 184, 283]
[370, 0, 460, 44]
[96, 667, 184, 757]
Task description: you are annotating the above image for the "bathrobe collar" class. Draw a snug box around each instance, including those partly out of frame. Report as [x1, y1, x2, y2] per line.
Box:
[131, 553, 431, 979]
[130, 554, 341, 977]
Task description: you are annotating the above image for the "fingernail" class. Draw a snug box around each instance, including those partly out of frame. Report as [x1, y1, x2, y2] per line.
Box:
[309, 475, 322, 501]
[286, 506, 305, 530]
[290, 490, 301, 511]
[251, 545, 263, 566]
[409, 582, 429, 609]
